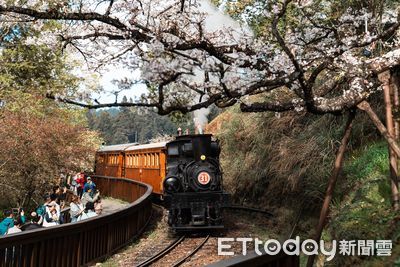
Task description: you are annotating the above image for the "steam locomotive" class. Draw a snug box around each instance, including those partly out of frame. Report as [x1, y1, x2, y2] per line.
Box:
[94, 134, 230, 230]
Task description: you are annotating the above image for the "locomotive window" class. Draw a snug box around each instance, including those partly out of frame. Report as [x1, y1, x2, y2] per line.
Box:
[183, 143, 192, 152]
[183, 143, 193, 156]
[168, 145, 179, 156]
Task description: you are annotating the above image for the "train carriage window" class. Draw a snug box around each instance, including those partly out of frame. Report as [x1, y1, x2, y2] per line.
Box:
[151, 154, 154, 167]
[155, 154, 159, 166]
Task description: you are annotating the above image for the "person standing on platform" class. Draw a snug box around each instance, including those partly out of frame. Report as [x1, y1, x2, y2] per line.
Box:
[76, 172, 85, 198]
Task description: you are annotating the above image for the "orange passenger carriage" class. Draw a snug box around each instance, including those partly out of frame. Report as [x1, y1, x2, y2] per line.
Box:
[95, 142, 167, 194]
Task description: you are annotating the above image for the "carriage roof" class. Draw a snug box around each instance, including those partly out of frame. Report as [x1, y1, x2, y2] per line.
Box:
[97, 142, 167, 152]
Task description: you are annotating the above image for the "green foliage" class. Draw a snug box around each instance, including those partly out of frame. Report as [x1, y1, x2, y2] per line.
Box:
[343, 142, 390, 183]
[87, 107, 186, 145]
[328, 141, 400, 265]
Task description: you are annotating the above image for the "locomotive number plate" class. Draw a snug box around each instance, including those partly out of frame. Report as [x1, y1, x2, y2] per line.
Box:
[198, 172, 211, 185]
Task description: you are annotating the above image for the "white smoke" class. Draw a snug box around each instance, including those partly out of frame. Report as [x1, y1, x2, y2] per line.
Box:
[191, 1, 248, 134]
[199, 0, 242, 32]
[194, 107, 210, 134]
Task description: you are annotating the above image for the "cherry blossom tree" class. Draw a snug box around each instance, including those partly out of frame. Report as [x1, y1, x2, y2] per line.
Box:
[0, 0, 398, 115]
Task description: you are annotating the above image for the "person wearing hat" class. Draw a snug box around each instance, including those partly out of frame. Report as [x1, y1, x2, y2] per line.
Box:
[83, 177, 96, 197]
[42, 201, 60, 227]
[81, 187, 100, 208]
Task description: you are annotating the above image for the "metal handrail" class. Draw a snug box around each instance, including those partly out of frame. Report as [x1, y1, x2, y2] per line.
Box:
[0, 175, 153, 267]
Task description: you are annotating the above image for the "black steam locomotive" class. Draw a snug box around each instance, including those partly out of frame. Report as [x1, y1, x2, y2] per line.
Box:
[163, 134, 230, 230]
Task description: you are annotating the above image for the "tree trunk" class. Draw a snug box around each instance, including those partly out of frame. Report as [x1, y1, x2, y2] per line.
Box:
[391, 72, 399, 140]
[357, 101, 400, 158]
[379, 71, 399, 210]
[306, 110, 355, 267]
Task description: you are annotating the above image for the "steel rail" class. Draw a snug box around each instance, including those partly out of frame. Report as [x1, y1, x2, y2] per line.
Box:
[172, 234, 210, 267]
[225, 205, 273, 217]
[136, 235, 186, 267]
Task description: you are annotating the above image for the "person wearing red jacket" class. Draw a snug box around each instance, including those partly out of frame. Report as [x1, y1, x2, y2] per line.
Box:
[76, 173, 85, 198]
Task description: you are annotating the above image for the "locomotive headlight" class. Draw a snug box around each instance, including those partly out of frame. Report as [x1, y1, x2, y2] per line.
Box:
[164, 177, 181, 193]
[200, 155, 206, 161]
[197, 171, 211, 185]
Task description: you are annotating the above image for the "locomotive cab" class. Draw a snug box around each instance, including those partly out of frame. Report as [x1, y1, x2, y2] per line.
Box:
[163, 134, 230, 231]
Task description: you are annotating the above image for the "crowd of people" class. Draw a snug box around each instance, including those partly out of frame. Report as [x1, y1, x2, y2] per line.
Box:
[0, 173, 103, 236]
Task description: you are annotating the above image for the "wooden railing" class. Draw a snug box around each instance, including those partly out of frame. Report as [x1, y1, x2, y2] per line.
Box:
[0, 175, 153, 267]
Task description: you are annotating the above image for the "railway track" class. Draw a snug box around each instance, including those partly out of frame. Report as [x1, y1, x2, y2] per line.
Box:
[136, 235, 210, 267]
[225, 205, 274, 217]
[136, 235, 186, 267]
[171, 235, 210, 267]
[134, 203, 273, 266]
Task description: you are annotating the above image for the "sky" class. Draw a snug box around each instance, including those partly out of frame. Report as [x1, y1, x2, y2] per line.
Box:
[96, 68, 147, 103]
